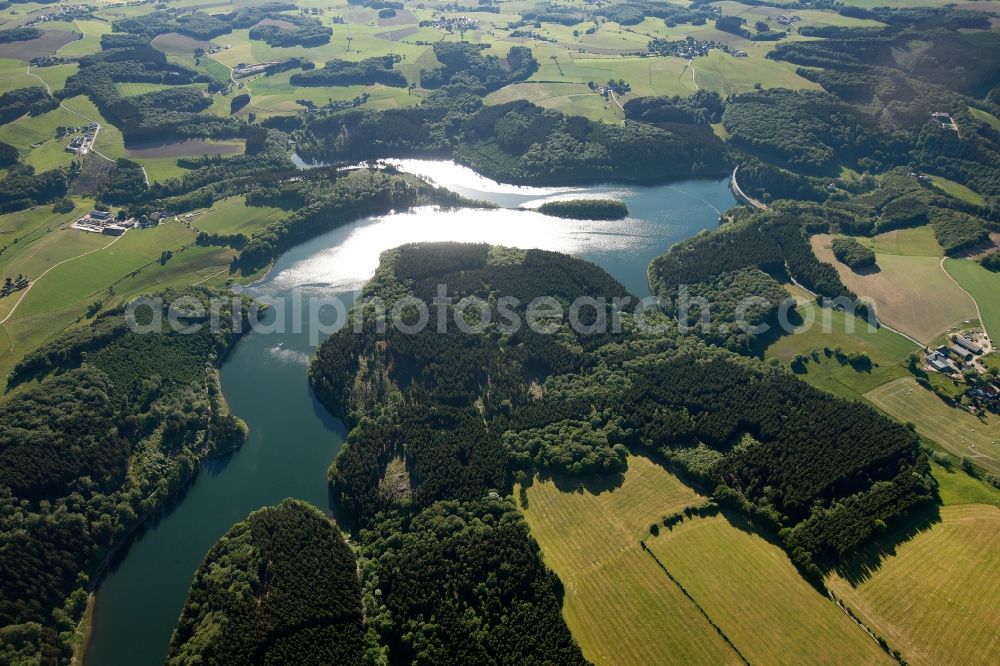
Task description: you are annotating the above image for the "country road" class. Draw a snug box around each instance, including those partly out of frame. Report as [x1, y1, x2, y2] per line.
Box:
[26, 65, 116, 163]
[0, 231, 127, 325]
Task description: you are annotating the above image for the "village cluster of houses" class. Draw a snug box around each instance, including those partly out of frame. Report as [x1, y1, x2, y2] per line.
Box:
[64, 124, 98, 155]
[925, 331, 1000, 403]
[774, 15, 802, 26]
[0, 275, 29, 299]
[233, 62, 277, 78]
[72, 210, 135, 236]
[931, 112, 959, 132]
[927, 333, 986, 374]
[25, 4, 94, 27]
[422, 16, 480, 32]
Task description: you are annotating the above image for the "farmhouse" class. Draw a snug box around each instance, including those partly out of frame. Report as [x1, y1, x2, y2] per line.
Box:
[72, 210, 133, 235]
[948, 345, 973, 363]
[927, 350, 959, 374]
[931, 112, 959, 131]
[953, 335, 983, 355]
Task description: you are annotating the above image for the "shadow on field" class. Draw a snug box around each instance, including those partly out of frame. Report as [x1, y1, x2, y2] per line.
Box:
[850, 263, 881, 276]
[545, 469, 626, 495]
[750, 301, 806, 358]
[830, 501, 942, 587]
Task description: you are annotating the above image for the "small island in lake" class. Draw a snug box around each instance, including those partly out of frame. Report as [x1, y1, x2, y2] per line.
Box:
[538, 199, 629, 220]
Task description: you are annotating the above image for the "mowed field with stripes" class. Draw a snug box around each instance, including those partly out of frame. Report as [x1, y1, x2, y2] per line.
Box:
[518, 455, 887, 665]
[518, 456, 741, 665]
[827, 503, 1000, 666]
[866, 377, 1000, 475]
[646, 515, 889, 665]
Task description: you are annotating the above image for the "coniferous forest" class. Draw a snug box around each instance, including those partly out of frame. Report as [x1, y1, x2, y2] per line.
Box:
[1, 0, 999, 662]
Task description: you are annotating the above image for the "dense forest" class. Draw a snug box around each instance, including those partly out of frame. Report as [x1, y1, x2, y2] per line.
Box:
[0, 289, 251, 663]
[168, 500, 365, 665]
[294, 97, 728, 184]
[290, 55, 406, 87]
[537, 199, 629, 220]
[420, 42, 538, 92]
[59, 43, 242, 143]
[311, 243, 934, 597]
[831, 237, 876, 270]
[359, 498, 588, 665]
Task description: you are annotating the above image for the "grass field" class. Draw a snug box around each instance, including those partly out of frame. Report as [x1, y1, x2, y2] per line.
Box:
[646, 514, 890, 665]
[827, 503, 1000, 666]
[0, 103, 87, 172]
[0, 58, 41, 93]
[763, 285, 917, 400]
[28, 62, 79, 91]
[115, 81, 179, 97]
[812, 234, 976, 343]
[865, 377, 1000, 475]
[517, 455, 744, 665]
[55, 20, 110, 58]
[942, 258, 1000, 341]
[969, 106, 1000, 132]
[485, 82, 622, 123]
[854, 225, 943, 257]
[192, 196, 285, 236]
[928, 175, 987, 207]
[60, 95, 126, 160]
[933, 461, 1000, 507]
[0, 211, 240, 381]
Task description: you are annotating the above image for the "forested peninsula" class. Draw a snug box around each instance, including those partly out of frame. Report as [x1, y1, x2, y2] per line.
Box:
[0, 289, 249, 661]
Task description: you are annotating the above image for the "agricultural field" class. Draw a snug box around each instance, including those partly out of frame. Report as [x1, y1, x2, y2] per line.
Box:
[942, 258, 1000, 341]
[827, 502, 1000, 666]
[0, 58, 41, 93]
[763, 284, 917, 401]
[646, 513, 890, 665]
[0, 29, 80, 61]
[0, 103, 87, 172]
[969, 106, 1000, 132]
[192, 196, 286, 236]
[812, 233, 977, 344]
[865, 377, 1000, 475]
[928, 175, 987, 207]
[517, 455, 744, 665]
[60, 95, 126, 160]
[853, 225, 943, 258]
[38, 19, 108, 58]
[124, 138, 244, 182]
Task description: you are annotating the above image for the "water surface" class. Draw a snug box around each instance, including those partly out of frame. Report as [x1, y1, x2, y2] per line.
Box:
[85, 160, 734, 665]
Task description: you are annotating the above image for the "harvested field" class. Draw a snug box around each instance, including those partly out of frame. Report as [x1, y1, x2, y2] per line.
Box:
[125, 138, 244, 159]
[812, 234, 976, 343]
[517, 456, 743, 665]
[71, 156, 114, 197]
[865, 377, 1000, 475]
[0, 29, 80, 60]
[647, 513, 890, 665]
[378, 9, 419, 26]
[375, 26, 419, 41]
[151, 32, 216, 54]
[827, 504, 1000, 666]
